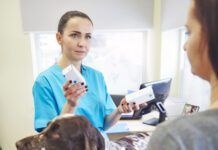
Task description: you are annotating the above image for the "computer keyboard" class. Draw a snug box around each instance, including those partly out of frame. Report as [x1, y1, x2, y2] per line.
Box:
[120, 113, 142, 120]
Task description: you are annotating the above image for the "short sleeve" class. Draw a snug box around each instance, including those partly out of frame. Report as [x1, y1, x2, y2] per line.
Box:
[32, 76, 58, 132]
[101, 74, 116, 116]
[105, 92, 116, 115]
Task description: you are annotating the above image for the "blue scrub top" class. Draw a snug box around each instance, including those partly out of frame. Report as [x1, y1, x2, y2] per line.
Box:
[33, 64, 116, 137]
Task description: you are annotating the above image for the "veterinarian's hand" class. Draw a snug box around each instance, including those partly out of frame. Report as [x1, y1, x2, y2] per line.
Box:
[63, 80, 88, 107]
[118, 98, 148, 113]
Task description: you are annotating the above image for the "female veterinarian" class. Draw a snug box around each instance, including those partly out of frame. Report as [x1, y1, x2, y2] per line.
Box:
[32, 10, 139, 138]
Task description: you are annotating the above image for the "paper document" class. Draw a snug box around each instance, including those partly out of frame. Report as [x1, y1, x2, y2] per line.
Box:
[106, 122, 129, 134]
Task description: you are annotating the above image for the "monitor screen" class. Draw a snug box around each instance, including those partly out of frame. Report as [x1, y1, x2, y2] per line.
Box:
[139, 78, 172, 103]
[135, 78, 172, 124]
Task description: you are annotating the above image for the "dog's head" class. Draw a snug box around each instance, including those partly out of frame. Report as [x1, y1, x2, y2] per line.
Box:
[16, 115, 105, 150]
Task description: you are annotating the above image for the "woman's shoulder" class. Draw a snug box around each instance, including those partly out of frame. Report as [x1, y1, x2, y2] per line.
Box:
[175, 109, 218, 126]
[34, 64, 60, 83]
[161, 109, 218, 129]
[82, 65, 103, 76]
[147, 109, 218, 149]
[155, 109, 218, 139]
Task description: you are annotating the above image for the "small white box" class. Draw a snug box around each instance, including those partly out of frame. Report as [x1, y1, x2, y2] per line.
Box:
[125, 86, 155, 105]
[62, 65, 86, 85]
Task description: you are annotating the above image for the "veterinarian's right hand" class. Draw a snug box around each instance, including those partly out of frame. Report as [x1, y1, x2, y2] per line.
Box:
[63, 80, 88, 107]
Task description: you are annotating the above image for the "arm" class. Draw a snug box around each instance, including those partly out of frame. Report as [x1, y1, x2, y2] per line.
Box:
[33, 77, 59, 132]
[100, 73, 145, 130]
[103, 107, 122, 130]
[103, 98, 140, 130]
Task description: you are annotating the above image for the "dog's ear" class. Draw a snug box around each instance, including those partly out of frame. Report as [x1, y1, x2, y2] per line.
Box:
[94, 128, 105, 150]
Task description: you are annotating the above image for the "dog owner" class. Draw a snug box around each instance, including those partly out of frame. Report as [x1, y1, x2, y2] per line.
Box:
[32, 10, 139, 138]
[147, 0, 218, 149]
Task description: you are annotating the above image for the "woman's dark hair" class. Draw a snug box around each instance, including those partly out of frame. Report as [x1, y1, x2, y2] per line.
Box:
[193, 0, 218, 78]
[58, 10, 93, 34]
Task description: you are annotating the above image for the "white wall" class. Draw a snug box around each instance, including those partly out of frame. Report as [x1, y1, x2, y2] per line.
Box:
[161, 0, 189, 30]
[20, 0, 154, 31]
[160, 29, 182, 97]
[0, 0, 35, 149]
[145, 0, 162, 81]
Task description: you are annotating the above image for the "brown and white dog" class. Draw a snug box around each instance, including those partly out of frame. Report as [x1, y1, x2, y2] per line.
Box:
[16, 114, 105, 150]
[16, 114, 150, 150]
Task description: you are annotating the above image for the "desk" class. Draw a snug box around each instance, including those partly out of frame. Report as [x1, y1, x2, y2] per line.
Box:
[107, 97, 185, 140]
[107, 111, 158, 141]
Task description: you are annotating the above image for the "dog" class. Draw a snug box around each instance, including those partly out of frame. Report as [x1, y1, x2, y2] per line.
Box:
[16, 114, 150, 150]
[16, 114, 105, 150]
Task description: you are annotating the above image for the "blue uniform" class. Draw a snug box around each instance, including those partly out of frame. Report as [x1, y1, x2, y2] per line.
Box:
[33, 64, 116, 137]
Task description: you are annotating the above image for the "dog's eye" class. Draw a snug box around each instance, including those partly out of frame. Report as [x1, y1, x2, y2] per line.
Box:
[50, 123, 60, 132]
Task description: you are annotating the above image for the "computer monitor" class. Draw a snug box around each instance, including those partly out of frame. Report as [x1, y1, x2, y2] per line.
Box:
[140, 78, 172, 103]
[134, 78, 172, 125]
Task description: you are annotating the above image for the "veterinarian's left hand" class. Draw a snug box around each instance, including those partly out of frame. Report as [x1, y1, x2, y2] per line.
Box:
[117, 98, 147, 113]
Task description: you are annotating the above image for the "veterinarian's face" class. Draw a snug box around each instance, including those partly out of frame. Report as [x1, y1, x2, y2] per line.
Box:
[56, 17, 93, 62]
